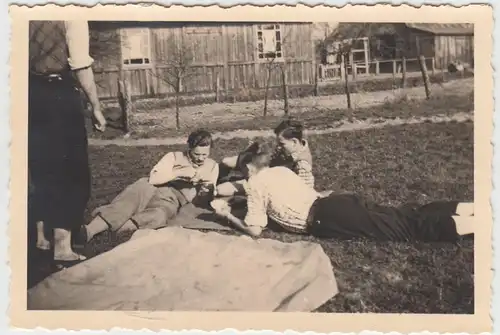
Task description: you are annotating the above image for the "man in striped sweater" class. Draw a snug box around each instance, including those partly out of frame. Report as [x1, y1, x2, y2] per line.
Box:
[272, 117, 315, 189]
[216, 117, 315, 197]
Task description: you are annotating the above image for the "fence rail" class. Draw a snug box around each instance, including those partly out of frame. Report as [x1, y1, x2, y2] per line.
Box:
[318, 57, 436, 82]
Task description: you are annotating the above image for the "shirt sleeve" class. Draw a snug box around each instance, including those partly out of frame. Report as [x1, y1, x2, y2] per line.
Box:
[149, 152, 176, 185]
[243, 177, 269, 228]
[64, 21, 94, 70]
[295, 160, 315, 189]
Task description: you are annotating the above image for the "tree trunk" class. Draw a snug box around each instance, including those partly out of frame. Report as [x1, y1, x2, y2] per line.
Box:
[175, 94, 180, 130]
[263, 67, 272, 117]
[343, 56, 352, 109]
[401, 56, 407, 89]
[418, 55, 431, 99]
[313, 65, 319, 97]
[118, 77, 132, 134]
[281, 66, 289, 115]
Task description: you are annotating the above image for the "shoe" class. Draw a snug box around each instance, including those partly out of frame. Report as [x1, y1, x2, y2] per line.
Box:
[53, 254, 87, 271]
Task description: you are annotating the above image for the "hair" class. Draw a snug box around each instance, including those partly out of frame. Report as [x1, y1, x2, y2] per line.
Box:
[238, 141, 274, 171]
[274, 117, 304, 141]
[187, 129, 213, 149]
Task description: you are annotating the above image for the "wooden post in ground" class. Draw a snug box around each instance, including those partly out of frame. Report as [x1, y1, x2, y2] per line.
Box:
[215, 72, 221, 103]
[375, 60, 380, 75]
[118, 78, 132, 134]
[313, 65, 319, 96]
[418, 55, 431, 99]
[281, 65, 289, 115]
[401, 56, 407, 89]
[431, 57, 436, 75]
[340, 54, 346, 81]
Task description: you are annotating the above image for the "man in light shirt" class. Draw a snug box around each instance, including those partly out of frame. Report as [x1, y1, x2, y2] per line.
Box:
[213, 144, 475, 242]
[29, 20, 107, 267]
[77, 129, 219, 245]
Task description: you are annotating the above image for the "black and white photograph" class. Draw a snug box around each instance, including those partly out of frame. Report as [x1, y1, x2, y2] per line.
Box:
[8, 3, 493, 333]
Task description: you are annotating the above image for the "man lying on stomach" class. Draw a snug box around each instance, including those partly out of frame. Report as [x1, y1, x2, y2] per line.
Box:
[212, 143, 474, 242]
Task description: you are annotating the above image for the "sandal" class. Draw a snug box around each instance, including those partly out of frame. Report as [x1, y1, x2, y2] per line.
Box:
[53, 254, 87, 271]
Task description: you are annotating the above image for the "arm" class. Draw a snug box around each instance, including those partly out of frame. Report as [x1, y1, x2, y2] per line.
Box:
[64, 21, 106, 131]
[149, 152, 177, 186]
[295, 160, 315, 189]
[225, 212, 263, 237]
[215, 178, 267, 237]
[216, 181, 246, 197]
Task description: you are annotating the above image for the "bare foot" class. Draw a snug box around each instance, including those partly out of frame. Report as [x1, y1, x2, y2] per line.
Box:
[54, 252, 87, 262]
[36, 239, 51, 251]
[35, 221, 51, 251]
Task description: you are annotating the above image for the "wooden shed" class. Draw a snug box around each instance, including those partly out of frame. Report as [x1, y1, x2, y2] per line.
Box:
[89, 21, 315, 100]
[404, 23, 474, 69]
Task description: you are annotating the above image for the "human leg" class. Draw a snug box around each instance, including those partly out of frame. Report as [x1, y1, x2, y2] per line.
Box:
[28, 74, 88, 262]
[84, 177, 157, 242]
[127, 186, 183, 231]
[414, 201, 474, 241]
[308, 194, 416, 241]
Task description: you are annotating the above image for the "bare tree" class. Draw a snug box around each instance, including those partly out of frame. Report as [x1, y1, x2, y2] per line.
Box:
[321, 23, 374, 109]
[149, 34, 198, 130]
[256, 23, 293, 117]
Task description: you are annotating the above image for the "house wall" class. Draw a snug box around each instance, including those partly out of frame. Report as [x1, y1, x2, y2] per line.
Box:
[433, 35, 474, 69]
[89, 22, 314, 100]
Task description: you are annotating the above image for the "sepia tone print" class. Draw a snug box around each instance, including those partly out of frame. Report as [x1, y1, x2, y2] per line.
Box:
[8, 4, 493, 333]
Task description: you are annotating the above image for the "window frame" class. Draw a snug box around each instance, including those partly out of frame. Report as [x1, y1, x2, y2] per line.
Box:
[255, 23, 284, 62]
[120, 27, 153, 69]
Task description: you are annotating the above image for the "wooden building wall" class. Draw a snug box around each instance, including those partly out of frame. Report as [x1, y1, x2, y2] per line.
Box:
[433, 35, 474, 69]
[90, 22, 314, 100]
[408, 29, 474, 69]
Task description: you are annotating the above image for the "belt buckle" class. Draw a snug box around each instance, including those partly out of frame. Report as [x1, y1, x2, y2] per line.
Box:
[47, 74, 62, 82]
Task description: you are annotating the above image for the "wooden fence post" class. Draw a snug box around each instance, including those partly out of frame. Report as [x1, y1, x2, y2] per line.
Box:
[118, 78, 132, 134]
[352, 63, 357, 80]
[401, 56, 407, 89]
[340, 55, 346, 81]
[418, 55, 431, 99]
[375, 60, 380, 75]
[313, 65, 319, 97]
[215, 72, 221, 103]
[431, 57, 436, 75]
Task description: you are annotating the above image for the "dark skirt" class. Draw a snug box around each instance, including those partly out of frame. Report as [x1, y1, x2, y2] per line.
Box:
[28, 72, 91, 230]
[307, 194, 459, 242]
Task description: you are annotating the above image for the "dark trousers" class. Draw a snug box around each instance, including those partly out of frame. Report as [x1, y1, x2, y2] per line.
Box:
[28, 73, 90, 231]
[308, 194, 460, 242]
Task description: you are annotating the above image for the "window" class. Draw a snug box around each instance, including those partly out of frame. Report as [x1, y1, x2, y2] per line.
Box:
[121, 28, 151, 66]
[256, 24, 283, 60]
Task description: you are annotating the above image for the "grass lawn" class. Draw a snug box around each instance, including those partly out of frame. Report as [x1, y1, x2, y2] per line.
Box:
[28, 121, 474, 314]
[93, 80, 473, 140]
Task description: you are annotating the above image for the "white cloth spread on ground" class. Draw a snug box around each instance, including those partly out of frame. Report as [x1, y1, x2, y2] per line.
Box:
[28, 227, 338, 311]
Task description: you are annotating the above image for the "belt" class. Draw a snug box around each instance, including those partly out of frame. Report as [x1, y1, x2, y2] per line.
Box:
[30, 71, 75, 84]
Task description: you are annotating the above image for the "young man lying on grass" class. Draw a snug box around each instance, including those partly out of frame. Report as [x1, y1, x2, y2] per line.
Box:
[212, 143, 475, 242]
[76, 129, 219, 246]
[216, 117, 317, 198]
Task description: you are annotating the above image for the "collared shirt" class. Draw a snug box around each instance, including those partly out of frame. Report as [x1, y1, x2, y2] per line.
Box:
[243, 166, 320, 233]
[149, 151, 219, 202]
[29, 20, 94, 74]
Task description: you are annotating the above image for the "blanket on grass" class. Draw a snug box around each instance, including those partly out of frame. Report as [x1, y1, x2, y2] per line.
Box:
[28, 227, 338, 311]
[168, 202, 233, 231]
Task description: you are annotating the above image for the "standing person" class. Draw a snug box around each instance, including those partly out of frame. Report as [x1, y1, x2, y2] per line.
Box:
[212, 145, 475, 242]
[28, 20, 107, 267]
[78, 129, 219, 245]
